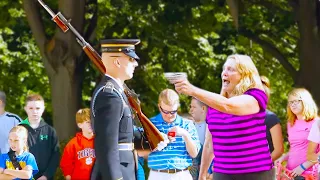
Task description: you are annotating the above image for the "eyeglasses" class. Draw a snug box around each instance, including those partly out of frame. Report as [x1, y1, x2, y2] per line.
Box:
[288, 99, 302, 106]
[159, 106, 177, 115]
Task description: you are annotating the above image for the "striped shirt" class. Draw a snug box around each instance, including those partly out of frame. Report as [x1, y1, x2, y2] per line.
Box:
[148, 114, 201, 170]
[0, 112, 22, 153]
[207, 88, 272, 174]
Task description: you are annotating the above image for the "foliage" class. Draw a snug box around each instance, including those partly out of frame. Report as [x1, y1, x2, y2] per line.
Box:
[0, 0, 52, 123]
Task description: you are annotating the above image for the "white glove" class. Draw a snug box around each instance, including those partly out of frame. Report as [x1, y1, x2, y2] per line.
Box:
[155, 133, 169, 151]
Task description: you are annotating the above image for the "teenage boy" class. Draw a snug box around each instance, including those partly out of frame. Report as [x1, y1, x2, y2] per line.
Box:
[20, 94, 60, 180]
[60, 108, 95, 180]
[189, 97, 210, 180]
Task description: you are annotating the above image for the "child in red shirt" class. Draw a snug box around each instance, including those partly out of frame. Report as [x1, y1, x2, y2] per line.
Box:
[60, 108, 95, 180]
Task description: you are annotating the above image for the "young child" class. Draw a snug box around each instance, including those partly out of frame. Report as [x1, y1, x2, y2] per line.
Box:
[0, 126, 38, 180]
[20, 94, 60, 180]
[60, 108, 95, 180]
[277, 88, 319, 179]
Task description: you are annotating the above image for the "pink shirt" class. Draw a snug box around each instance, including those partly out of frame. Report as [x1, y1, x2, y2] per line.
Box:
[308, 119, 320, 144]
[287, 119, 315, 174]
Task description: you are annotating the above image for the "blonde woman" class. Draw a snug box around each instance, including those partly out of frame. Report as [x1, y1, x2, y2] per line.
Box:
[175, 54, 273, 180]
[0, 126, 38, 180]
[277, 88, 318, 179]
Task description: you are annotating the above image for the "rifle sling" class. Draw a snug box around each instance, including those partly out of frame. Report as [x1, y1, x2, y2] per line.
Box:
[7, 150, 30, 180]
[8, 150, 22, 170]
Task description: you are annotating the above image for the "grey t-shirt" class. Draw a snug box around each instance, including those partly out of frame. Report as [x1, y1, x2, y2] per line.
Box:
[0, 112, 22, 153]
[194, 121, 207, 145]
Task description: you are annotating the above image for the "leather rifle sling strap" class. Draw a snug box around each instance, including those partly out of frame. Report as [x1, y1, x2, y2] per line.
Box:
[8, 150, 22, 170]
[8, 150, 31, 180]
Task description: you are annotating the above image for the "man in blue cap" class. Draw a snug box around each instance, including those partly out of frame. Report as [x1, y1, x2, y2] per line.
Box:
[90, 39, 141, 180]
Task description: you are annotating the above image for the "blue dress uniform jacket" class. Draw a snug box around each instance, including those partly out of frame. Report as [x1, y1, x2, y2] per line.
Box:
[90, 76, 136, 180]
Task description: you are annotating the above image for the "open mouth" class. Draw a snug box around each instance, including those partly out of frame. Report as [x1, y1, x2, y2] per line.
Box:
[223, 79, 230, 85]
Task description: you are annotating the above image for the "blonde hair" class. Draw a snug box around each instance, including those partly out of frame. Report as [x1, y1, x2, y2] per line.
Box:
[158, 89, 180, 106]
[287, 88, 318, 126]
[260, 76, 271, 98]
[76, 108, 91, 124]
[10, 126, 29, 152]
[221, 54, 264, 97]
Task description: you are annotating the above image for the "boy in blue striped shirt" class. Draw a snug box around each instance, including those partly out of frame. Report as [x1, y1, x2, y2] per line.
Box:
[147, 89, 200, 180]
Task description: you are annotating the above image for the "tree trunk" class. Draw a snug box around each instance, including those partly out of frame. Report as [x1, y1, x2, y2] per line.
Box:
[49, 63, 80, 140]
[294, 0, 320, 106]
[296, 47, 320, 106]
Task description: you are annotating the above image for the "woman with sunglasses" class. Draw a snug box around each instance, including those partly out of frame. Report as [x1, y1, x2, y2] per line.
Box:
[277, 88, 319, 179]
[174, 54, 273, 180]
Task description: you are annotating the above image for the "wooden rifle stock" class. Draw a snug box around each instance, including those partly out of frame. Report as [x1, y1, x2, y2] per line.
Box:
[38, 0, 164, 151]
[82, 46, 106, 73]
[124, 84, 165, 150]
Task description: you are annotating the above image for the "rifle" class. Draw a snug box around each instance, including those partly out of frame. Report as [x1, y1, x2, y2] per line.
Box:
[37, 0, 164, 151]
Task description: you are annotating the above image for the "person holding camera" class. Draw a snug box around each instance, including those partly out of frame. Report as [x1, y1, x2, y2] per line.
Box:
[147, 89, 200, 180]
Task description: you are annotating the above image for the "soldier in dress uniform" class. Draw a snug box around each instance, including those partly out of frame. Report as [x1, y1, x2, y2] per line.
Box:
[90, 39, 141, 180]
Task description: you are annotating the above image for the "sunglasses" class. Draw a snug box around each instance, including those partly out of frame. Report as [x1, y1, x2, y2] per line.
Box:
[159, 106, 177, 115]
[110, 56, 135, 62]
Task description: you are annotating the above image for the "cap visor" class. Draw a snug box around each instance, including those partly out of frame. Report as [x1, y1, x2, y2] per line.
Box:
[125, 51, 140, 60]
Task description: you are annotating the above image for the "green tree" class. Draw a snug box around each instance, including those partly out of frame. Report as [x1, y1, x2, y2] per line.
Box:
[0, 0, 51, 120]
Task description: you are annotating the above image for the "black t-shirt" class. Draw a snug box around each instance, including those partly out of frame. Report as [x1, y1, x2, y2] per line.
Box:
[265, 110, 281, 153]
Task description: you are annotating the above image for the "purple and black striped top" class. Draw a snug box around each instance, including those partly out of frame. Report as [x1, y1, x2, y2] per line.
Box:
[207, 88, 272, 174]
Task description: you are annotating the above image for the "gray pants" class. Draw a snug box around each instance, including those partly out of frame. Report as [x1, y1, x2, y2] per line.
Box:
[213, 169, 274, 180]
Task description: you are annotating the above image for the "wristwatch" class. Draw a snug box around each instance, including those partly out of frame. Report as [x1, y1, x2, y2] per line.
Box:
[318, 155, 320, 163]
